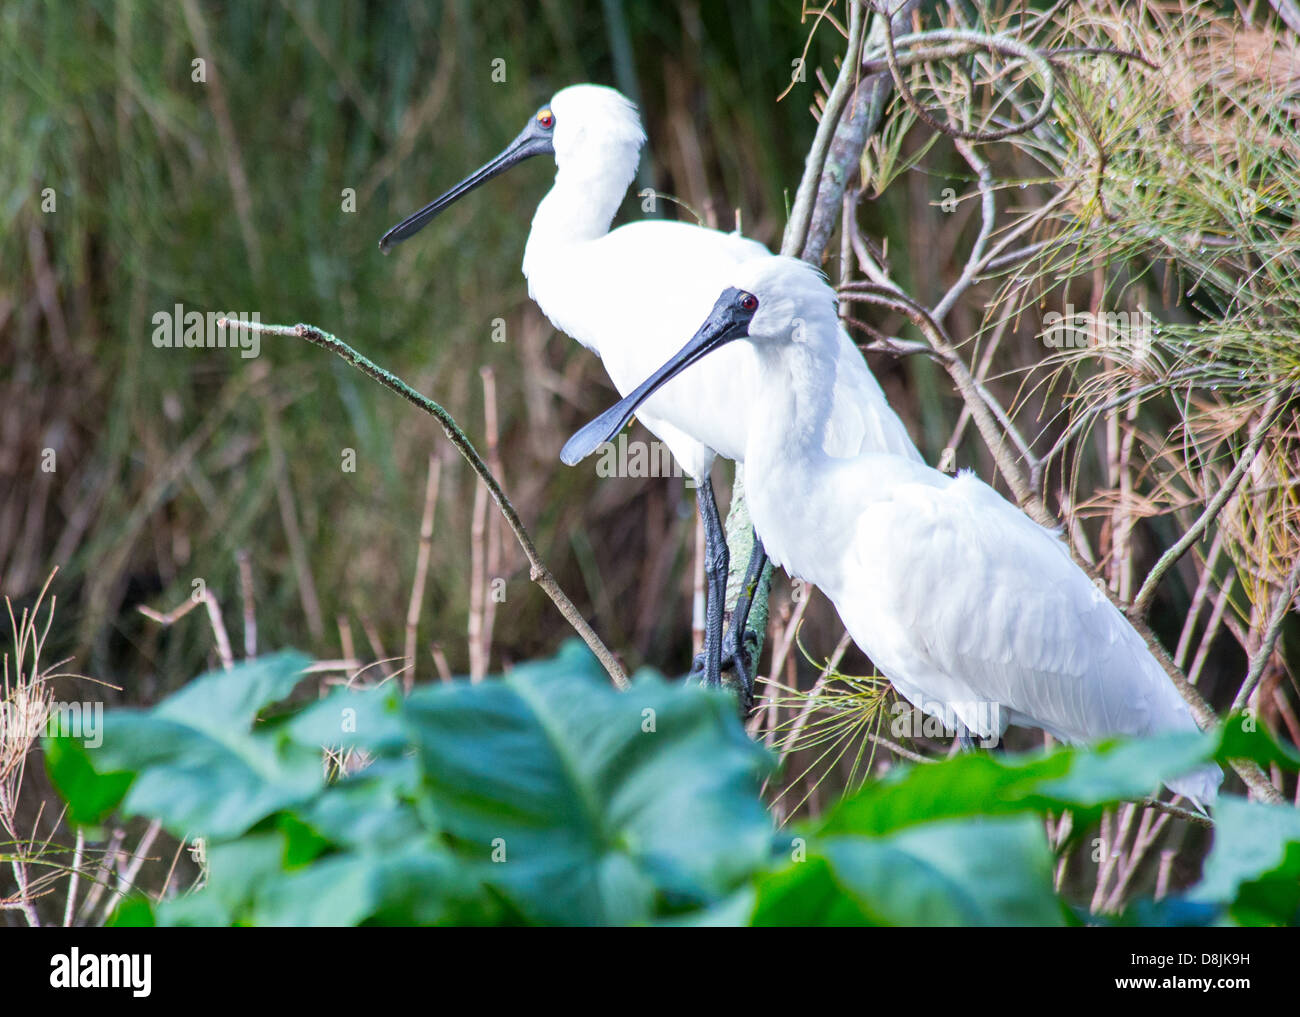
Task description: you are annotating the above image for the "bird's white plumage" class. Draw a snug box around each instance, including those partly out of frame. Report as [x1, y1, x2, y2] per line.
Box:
[518, 85, 920, 479]
[722, 257, 1221, 807]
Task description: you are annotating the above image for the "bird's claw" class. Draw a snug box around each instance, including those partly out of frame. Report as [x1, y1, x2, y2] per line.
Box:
[687, 626, 760, 706]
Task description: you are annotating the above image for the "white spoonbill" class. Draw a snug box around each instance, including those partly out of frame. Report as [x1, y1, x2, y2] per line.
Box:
[562, 256, 1222, 807]
[380, 84, 921, 691]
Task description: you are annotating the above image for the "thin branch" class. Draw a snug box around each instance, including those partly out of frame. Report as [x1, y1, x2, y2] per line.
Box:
[404, 454, 441, 693]
[218, 317, 628, 690]
[801, 0, 920, 260]
[839, 282, 1047, 519]
[1140, 796, 1213, 829]
[1131, 401, 1282, 618]
[875, 17, 1057, 142]
[1232, 557, 1300, 715]
[932, 137, 996, 321]
[139, 589, 234, 671]
[236, 549, 257, 658]
[783, 0, 867, 258]
[62, 828, 85, 927]
[97, 819, 160, 926]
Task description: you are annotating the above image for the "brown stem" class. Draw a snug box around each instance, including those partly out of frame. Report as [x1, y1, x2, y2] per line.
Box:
[218, 318, 629, 691]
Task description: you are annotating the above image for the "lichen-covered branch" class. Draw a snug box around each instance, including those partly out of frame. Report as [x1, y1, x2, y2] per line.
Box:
[218, 317, 629, 691]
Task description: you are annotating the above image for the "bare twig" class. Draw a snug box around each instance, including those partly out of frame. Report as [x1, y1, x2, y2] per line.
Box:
[1233, 557, 1300, 715]
[62, 828, 84, 927]
[236, 549, 257, 658]
[840, 282, 1047, 518]
[1131, 401, 1282, 618]
[218, 317, 628, 690]
[97, 819, 161, 926]
[404, 454, 441, 692]
[139, 589, 234, 671]
[874, 16, 1057, 143]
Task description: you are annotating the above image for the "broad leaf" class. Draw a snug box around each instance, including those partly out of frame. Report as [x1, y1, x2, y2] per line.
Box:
[752, 817, 1066, 926]
[820, 731, 1215, 838]
[46, 652, 321, 839]
[402, 641, 775, 924]
[1194, 796, 1300, 926]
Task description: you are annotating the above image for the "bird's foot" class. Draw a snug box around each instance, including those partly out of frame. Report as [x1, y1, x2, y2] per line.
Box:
[688, 627, 760, 706]
[687, 650, 720, 688]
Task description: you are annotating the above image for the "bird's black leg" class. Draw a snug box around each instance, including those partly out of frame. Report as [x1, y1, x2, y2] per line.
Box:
[718, 530, 768, 703]
[687, 474, 728, 688]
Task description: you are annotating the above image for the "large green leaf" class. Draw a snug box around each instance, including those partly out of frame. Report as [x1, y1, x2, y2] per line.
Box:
[285, 680, 411, 759]
[46, 652, 321, 839]
[51, 642, 776, 926]
[400, 641, 775, 924]
[741, 729, 1228, 927]
[1216, 712, 1300, 772]
[248, 847, 503, 927]
[1194, 796, 1300, 926]
[819, 730, 1213, 838]
[751, 817, 1066, 926]
[288, 764, 425, 851]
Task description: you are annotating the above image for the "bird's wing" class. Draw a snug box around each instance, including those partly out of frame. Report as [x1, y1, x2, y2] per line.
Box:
[528, 220, 768, 351]
[594, 227, 921, 465]
[544, 222, 773, 463]
[595, 219, 772, 273]
[843, 467, 1197, 744]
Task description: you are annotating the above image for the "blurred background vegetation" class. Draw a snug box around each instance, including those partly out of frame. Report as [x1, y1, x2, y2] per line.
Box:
[2, 0, 884, 693]
[4, 1, 873, 922]
[4, 0, 1299, 921]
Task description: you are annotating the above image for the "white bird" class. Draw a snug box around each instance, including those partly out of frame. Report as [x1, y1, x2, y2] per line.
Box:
[562, 256, 1222, 808]
[380, 84, 921, 690]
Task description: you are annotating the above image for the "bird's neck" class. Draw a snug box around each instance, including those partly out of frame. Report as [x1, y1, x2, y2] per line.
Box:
[744, 332, 838, 484]
[523, 144, 640, 274]
[739, 328, 854, 587]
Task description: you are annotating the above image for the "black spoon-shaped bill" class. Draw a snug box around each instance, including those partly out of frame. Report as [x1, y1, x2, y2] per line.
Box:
[379, 118, 555, 254]
[560, 287, 757, 465]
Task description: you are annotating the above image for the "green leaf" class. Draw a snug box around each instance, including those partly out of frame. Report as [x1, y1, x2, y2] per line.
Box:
[277, 813, 331, 868]
[285, 681, 410, 758]
[106, 895, 157, 927]
[820, 731, 1214, 837]
[153, 651, 314, 732]
[47, 652, 322, 839]
[1035, 731, 1212, 806]
[1216, 712, 1300, 772]
[289, 764, 426, 851]
[1105, 897, 1222, 927]
[43, 735, 133, 825]
[403, 641, 775, 924]
[1194, 796, 1300, 926]
[158, 832, 286, 926]
[101, 713, 323, 838]
[248, 848, 501, 927]
[750, 855, 873, 926]
[754, 817, 1066, 926]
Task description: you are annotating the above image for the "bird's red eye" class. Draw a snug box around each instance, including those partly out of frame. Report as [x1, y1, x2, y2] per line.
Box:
[537, 110, 555, 128]
[739, 293, 758, 312]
